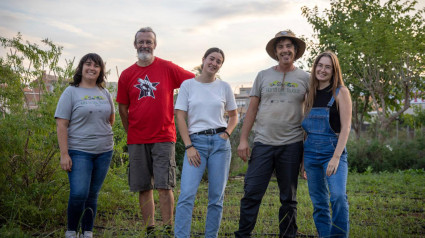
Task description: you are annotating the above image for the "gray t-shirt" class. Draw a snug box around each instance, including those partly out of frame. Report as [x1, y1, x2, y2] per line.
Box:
[54, 86, 114, 154]
[250, 67, 309, 146]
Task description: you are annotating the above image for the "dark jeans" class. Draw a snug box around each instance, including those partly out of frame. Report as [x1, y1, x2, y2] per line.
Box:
[67, 150, 112, 232]
[235, 141, 303, 238]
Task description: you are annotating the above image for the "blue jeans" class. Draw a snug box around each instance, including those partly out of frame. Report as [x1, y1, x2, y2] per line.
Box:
[175, 133, 231, 238]
[304, 154, 349, 238]
[67, 150, 113, 232]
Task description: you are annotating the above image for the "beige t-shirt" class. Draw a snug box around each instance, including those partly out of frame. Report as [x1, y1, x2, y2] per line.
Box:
[250, 67, 309, 146]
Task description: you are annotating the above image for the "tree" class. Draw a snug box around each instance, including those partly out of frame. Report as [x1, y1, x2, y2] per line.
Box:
[402, 104, 425, 129]
[302, 0, 425, 138]
[191, 64, 202, 76]
[0, 34, 75, 228]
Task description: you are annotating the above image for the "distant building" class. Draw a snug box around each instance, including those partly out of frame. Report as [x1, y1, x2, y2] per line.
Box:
[234, 87, 252, 120]
[369, 91, 425, 115]
[405, 91, 425, 114]
[1, 71, 118, 116]
[24, 72, 61, 110]
[23, 73, 118, 110]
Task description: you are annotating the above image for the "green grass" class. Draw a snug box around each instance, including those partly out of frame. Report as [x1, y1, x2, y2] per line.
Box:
[1, 168, 424, 237]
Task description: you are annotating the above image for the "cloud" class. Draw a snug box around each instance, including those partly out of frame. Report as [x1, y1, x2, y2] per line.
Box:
[195, 0, 290, 18]
[47, 20, 93, 38]
[182, 0, 301, 33]
[0, 0, 323, 86]
[0, 8, 93, 40]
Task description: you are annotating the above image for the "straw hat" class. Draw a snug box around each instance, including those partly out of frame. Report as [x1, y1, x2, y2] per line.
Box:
[265, 30, 306, 61]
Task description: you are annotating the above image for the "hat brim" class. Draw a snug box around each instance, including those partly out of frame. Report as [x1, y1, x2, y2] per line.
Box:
[266, 36, 306, 61]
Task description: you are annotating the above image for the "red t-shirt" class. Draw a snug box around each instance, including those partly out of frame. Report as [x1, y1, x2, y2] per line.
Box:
[116, 57, 195, 144]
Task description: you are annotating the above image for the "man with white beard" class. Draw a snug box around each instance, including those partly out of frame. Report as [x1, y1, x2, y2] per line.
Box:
[116, 27, 194, 237]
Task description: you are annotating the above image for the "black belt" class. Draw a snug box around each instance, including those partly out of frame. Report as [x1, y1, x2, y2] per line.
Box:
[192, 127, 226, 135]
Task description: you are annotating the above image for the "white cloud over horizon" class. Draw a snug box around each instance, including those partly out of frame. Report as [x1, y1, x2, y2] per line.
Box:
[2, 0, 423, 92]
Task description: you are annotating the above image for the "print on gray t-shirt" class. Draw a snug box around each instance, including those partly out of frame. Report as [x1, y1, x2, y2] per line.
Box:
[250, 67, 309, 146]
[55, 86, 114, 154]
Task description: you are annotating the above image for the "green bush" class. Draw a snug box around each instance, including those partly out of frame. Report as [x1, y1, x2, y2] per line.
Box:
[347, 135, 425, 172]
[110, 106, 129, 168]
[0, 34, 73, 231]
[0, 86, 69, 230]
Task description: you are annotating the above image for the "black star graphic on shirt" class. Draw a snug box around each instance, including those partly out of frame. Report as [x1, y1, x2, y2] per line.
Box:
[134, 76, 160, 99]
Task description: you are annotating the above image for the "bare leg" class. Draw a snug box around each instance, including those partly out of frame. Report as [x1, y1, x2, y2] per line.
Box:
[139, 190, 155, 227]
[158, 189, 174, 225]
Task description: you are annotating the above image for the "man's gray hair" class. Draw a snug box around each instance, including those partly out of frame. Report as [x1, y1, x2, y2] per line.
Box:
[134, 27, 157, 45]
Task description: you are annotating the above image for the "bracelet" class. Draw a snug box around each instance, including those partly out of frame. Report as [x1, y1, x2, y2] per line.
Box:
[185, 144, 194, 150]
[224, 130, 230, 137]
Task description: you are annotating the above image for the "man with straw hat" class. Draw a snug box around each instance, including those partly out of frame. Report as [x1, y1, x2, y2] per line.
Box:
[235, 30, 309, 238]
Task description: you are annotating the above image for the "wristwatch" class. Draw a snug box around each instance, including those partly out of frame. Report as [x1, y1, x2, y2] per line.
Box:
[185, 144, 194, 150]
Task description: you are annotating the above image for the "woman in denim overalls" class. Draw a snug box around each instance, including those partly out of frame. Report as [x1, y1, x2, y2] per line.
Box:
[301, 52, 352, 237]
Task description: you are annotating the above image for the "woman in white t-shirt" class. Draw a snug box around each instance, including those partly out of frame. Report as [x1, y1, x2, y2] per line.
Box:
[174, 47, 238, 238]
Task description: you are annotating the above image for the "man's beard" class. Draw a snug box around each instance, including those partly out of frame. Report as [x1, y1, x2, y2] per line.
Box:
[138, 51, 153, 61]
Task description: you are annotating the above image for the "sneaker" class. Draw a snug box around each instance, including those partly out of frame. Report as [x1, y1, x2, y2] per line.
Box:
[65, 231, 78, 238]
[80, 231, 93, 238]
[145, 226, 156, 238]
[161, 225, 173, 238]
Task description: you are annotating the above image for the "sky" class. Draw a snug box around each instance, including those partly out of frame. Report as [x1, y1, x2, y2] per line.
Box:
[1, 0, 423, 93]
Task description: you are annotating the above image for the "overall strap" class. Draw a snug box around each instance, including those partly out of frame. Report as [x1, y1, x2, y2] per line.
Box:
[327, 86, 341, 108]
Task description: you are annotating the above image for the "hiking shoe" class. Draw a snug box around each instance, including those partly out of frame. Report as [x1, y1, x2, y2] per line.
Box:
[146, 226, 156, 238]
[161, 225, 173, 238]
[79, 231, 93, 238]
[65, 231, 78, 238]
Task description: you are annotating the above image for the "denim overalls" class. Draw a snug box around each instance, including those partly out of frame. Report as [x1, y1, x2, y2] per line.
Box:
[301, 87, 349, 238]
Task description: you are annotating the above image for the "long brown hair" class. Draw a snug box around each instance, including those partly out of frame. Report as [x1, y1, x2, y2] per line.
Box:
[305, 51, 345, 114]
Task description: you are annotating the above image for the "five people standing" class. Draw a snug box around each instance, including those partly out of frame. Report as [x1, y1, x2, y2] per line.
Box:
[56, 27, 351, 238]
[174, 47, 238, 237]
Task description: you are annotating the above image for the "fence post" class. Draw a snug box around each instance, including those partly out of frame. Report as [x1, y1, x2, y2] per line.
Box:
[406, 125, 410, 139]
[396, 118, 399, 143]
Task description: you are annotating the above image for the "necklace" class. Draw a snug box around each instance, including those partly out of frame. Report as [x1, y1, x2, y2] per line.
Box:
[275, 65, 296, 89]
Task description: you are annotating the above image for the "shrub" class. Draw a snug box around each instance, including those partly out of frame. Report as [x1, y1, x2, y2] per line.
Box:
[0, 34, 73, 231]
[347, 135, 425, 172]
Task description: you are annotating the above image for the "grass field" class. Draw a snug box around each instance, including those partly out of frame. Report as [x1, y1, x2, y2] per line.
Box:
[2, 168, 423, 237]
[93, 168, 424, 237]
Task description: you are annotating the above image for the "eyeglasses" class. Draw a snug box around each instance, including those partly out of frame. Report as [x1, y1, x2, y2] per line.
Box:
[136, 40, 153, 46]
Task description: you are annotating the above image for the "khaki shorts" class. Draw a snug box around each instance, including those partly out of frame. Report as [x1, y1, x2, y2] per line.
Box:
[127, 142, 176, 192]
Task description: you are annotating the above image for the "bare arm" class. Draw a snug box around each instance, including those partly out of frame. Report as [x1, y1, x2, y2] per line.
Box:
[118, 103, 129, 133]
[109, 113, 115, 126]
[176, 109, 201, 167]
[56, 118, 72, 171]
[220, 110, 238, 140]
[237, 96, 260, 162]
[176, 109, 192, 148]
[327, 86, 352, 176]
[300, 93, 308, 179]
